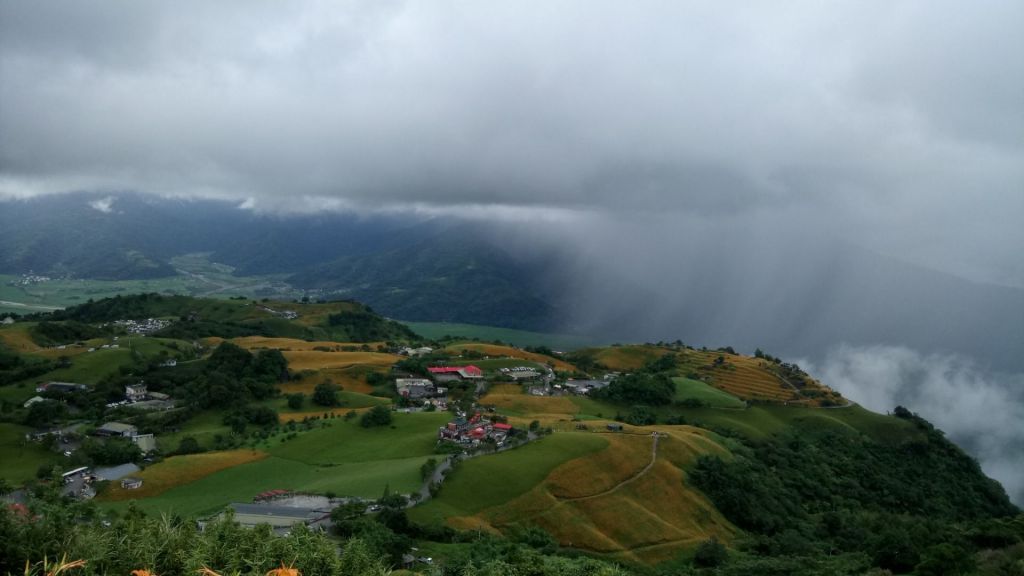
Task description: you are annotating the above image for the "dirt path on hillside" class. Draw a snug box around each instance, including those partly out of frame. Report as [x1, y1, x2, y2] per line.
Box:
[558, 432, 660, 503]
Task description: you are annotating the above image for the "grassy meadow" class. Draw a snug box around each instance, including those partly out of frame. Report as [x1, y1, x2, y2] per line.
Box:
[443, 342, 576, 372]
[410, 432, 609, 521]
[103, 454, 436, 517]
[672, 377, 746, 408]
[0, 422, 62, 484]
[268, 411, 449, 464]
[101, 412, 450, 517]
[99, 449, 268, 501]
[404, 322, 600, 351]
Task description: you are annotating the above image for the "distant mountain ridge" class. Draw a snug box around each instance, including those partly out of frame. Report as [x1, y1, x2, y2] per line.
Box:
[2, 192, 1023, 372]
[0, 193, 562, 330]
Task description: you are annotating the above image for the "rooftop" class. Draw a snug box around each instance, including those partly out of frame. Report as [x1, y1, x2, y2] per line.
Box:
[229, 503, 326, 520]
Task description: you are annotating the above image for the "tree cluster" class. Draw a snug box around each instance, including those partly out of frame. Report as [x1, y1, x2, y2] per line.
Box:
[360, 405, 393, 428]
[593, 372, 675, 406]
[689, 413, 1021, 574]
[182, 342, 288, 409]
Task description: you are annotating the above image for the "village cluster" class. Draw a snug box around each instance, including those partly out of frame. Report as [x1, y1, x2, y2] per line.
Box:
[108, 318, 171, 335]
[528, 373, 618, 397]
[9, 273, 53, 286]
[16, 342, 602, 557]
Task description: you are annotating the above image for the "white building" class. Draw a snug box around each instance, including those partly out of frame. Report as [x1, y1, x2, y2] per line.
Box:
[125, 384, 148, 402]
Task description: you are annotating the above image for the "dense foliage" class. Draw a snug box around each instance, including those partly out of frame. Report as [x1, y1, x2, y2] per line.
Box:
[29, 320, 109, 346]
[689, 408, 1020, 574]
[0, 345, 54, 384]
[80, 437, 142, 465]
[312, 381, 341, 407]
[593, 372, 675, 405]
[327, 308, 417, 341]
[179, 343, 287, 409]
[1, 488, 630, 576]
[360, 404, 393, 428]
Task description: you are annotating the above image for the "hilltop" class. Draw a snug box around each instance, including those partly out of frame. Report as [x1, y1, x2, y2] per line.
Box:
[37, 293, 419, 343]
[1, 296, 1021, 575]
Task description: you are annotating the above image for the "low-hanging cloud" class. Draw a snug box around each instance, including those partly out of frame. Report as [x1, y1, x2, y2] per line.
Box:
[0, 3, 1021, 502]
[1, 1, 1023, 286]
[806, 344, 1024, 506]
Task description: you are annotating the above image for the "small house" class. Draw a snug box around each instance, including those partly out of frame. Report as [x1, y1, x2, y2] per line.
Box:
[131, 433, 157, 453]
[125, 384, 148, 402]
[95, 422, 138, 437]
[121, 478, 143, 490]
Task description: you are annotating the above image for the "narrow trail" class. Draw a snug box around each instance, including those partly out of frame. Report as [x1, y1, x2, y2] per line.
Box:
[559, 433, 660, 503]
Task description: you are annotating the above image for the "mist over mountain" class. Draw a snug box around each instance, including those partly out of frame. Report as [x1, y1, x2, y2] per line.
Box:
[2, 1, 1022, 512]
[3, 192, 1021, 370]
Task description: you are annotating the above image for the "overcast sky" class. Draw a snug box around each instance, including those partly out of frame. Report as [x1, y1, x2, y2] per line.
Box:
[1, 1, 1023, 286]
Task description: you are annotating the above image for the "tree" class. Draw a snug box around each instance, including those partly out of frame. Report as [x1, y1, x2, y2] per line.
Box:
[287, 393, 305, 410]
[176, 436, 202, 454]
[82, 438, 142, 465]
[624, 405, 656, 425]
[312, 381, 341, 407]
[360, 405, 393, 428]
[24, 400, 66, 427]
[694, 536, 728, 567]
[593, 372, 675, 406]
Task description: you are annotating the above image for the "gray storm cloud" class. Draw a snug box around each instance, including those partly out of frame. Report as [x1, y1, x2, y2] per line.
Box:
[1, 1, 1023, 286]
[805, 345, 1024, 506]
[1, 1, 1022, 501]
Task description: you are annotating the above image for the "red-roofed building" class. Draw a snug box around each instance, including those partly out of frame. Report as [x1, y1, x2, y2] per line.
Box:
[492, 422, 513, 432]
[428, 365, 483, 380]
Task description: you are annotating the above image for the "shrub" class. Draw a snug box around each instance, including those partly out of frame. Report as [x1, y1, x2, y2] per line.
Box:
[360, 405, 392, 428]
[694, 536, 728, 567]
[312, 381, 340, 407]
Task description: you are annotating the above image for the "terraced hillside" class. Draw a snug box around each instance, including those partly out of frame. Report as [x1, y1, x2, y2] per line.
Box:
[570, 344, 843, 407]
[411, 426, 736, 565]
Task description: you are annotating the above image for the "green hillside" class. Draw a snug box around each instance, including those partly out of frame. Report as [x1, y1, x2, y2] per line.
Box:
[1, 296, 1020, 576]
[40, 293, 418, 343]
[405, 321, 601, 350]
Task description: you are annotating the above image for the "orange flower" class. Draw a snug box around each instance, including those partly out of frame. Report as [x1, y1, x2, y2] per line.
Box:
[131, 571, 155, 576]
[266, 562, 299, 576]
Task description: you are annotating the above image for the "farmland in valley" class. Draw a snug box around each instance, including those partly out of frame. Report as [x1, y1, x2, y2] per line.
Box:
[99, 449, 267, 501]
